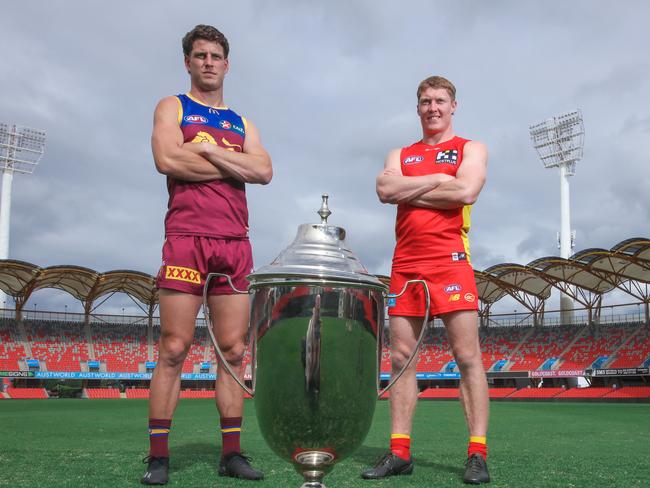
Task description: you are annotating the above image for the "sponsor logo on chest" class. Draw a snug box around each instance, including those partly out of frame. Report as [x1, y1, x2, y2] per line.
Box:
[436, 149, 459, 165]
[220, 119, 245, 134]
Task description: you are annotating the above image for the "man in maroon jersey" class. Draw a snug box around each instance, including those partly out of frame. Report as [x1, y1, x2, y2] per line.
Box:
[141, 25, 272, 485]
[361, 76, 490, 484]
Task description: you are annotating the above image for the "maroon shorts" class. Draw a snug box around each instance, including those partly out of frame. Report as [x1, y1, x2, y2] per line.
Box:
[155, 235, 253, 296]
[388, 264, 478, 317]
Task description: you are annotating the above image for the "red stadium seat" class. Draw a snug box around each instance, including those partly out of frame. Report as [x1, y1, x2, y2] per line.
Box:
[555, 387, 612, 399]
[507, 387, 564, 399]
[85, 388, 121, 399]
[126, 388, 150, 399]
[7, 387, 48, 399]
[419, 388, 459, 399]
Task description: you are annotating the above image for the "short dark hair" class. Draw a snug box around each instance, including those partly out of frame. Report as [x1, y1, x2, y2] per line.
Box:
[182, 25, 229, 58]
[417, 76, 456, 101]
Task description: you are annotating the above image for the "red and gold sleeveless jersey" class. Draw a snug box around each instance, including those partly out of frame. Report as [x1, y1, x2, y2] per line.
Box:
[392, 136, 473, 269]
[164, 93, 249, 239]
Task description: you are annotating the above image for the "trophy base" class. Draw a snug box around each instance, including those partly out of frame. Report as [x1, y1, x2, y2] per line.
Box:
[294, 451, 335, 488]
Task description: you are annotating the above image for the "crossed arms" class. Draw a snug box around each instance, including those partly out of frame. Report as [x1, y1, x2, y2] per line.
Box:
[376, 141, 487, 209]
[151, 96, 273, 184]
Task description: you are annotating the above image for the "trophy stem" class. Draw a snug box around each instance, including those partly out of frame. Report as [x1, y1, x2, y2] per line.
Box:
[300, 482, 326, 488]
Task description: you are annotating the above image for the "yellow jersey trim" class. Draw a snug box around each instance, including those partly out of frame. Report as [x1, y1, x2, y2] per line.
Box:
[185, 92, 228, 110]
[175, 96, 183, 125]
[461, 205, 472, 264]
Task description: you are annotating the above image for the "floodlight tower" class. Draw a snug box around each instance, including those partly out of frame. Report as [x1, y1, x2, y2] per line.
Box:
[529, 110, 584, 324]
[0, 123, 47, 308]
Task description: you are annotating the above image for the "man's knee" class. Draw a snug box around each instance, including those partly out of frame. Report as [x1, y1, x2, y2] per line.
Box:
[219, 341, 246, 366]
[391, 344, 417, 372]
[455, 347, 483, 373]
[159, 336, 192, 367]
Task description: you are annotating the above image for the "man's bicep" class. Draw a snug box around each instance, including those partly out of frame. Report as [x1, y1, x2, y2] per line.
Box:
[384, 148, 402, 172]
[152, 98, 184, 159]
[456, 142, 487, 189]
[242, 121, 269, 157]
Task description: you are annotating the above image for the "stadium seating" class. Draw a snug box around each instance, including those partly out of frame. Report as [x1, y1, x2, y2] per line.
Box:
[609, 326, 650, 368]
[2, 317, 649, 393]
[488, 387, 517, 398]
[554, 387, 612, 399]
[560, 325, 635, 369]
[85, 388, 121, 399]
[419, 387, 459, 399]
[603, 386, 650, 399]
[507, 387, 565, 399]
[23, 320, 90, 371]
[125, 388, 150, 399]
[7, 387, 48, 399]
[509, 326, 579, 371]
[0, 318, 27, 370]
[93, 322, 148, 372]
[480, 327, 530, 371]
[180, 389, 214, 399]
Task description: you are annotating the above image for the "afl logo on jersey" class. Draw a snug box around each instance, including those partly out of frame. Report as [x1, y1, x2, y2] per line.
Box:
[184, 115, 208, 124]
[220, 120, 232, 129]
[444, 284, 462, 294]
[403, 155, 424, 165]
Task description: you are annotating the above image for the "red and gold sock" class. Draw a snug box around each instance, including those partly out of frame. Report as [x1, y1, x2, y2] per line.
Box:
[468, 435, 487, 460]
[390, 434, 411, 461]
[148, 418, 172, 458]
[220, 416, 242, 457]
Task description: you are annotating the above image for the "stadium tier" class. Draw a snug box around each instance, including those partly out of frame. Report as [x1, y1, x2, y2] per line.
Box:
[608, 326, 650, 368]
[1, 318, 649, 376]
[488, 387, 517, 398]
[419, 387, 459, 399]
[7, 387, 48, 399]
[0, 319, 28, 370]
[603, 386, 650, 399]
[85, 388, 121, 399]
[92, 322, 147, 373]
[125, 388, 150, 399]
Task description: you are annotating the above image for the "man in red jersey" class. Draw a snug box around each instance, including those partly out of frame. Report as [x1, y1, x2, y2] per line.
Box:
[361, 76, 490, 484]
[141, 25, 272, 485]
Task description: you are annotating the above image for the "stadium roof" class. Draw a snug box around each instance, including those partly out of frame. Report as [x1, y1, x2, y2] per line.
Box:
[0, 260, 156, 311]
[0, 237, 648, 317]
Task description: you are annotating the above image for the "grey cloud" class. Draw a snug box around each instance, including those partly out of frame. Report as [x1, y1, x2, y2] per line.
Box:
[1, 0, 649, 315]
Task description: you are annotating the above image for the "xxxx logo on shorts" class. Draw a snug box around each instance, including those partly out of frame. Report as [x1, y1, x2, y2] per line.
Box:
[165, 266, 201, 284]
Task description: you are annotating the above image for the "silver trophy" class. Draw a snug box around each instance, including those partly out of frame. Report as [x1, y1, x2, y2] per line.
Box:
[204, 195, 429, 488]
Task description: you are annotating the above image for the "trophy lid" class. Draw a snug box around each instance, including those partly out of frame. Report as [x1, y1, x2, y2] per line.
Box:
[250, 194, 385, 288]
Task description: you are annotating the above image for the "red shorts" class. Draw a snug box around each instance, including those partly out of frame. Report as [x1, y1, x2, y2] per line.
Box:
[155, 235, 253, 296]
[388, 264, 478, 317]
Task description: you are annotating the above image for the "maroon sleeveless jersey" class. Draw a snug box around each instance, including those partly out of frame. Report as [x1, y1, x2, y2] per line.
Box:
[164, 93, 249, 239]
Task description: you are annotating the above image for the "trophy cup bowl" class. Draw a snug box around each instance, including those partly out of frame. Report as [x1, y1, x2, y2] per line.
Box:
[204, 195, 429, 488]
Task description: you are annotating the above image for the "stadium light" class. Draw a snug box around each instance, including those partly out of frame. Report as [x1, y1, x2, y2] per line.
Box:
[0, 123, 47, 307]
[529, 110, 584, 323]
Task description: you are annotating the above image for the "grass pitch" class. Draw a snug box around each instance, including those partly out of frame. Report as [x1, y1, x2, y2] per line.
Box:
[0, 399, 648, 487]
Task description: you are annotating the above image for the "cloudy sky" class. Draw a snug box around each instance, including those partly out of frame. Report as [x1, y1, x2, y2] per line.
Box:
[1, 0, 648, 314]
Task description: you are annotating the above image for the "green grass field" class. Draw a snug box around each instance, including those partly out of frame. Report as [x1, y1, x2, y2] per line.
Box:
[1, 399, 648, 487]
